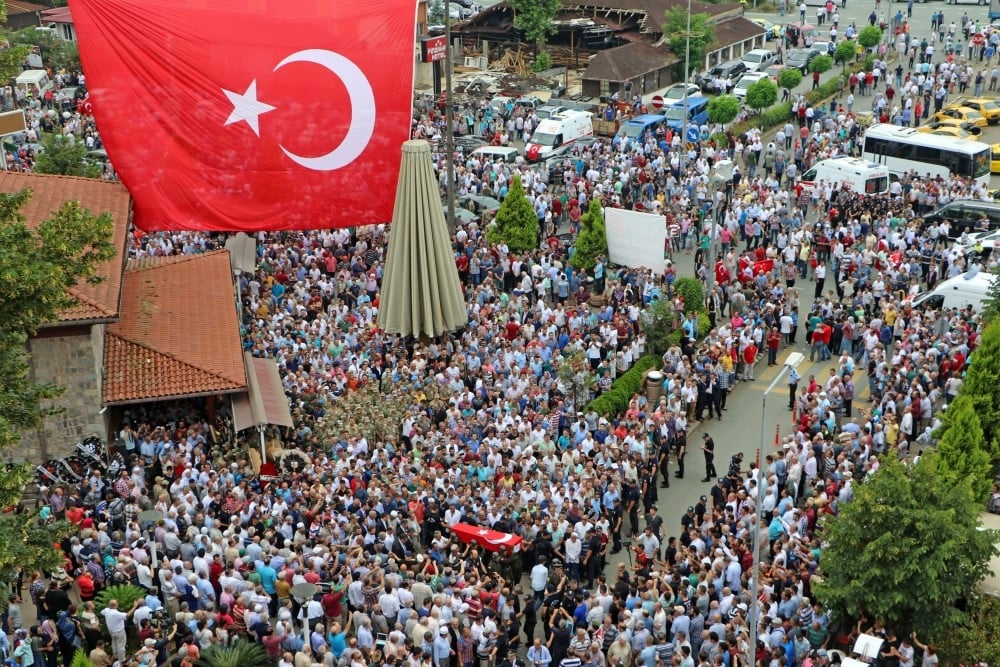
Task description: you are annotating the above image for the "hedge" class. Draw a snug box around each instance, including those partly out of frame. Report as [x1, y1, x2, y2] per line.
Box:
[587, 354, 662, 416]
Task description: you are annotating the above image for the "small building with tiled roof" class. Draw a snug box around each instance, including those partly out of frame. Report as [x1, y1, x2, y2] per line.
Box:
[103, 251, 247, 405]
[457, 0, 764, 99]
[9, 173, 132, 463]
[40, 6, 75, 41]
[4, 0, 45, 31]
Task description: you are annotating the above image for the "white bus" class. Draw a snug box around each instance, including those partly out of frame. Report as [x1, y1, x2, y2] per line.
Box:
[861, 124, 991, 187]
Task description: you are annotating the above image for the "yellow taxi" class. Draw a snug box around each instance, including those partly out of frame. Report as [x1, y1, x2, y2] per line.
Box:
[992, 143, 1000, 174]
[932, 106, 989, 128]
[919, 117, 982, 136]
[750, 18, 781, 41]
[951, 98, 1000, 124]
[919, 126, 975, 139]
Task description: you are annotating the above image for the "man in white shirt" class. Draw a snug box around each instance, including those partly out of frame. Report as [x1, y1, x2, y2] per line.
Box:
[101, 598, 140, 661]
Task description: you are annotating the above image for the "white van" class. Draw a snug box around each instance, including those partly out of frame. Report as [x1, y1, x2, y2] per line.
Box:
[15, 70, 52, 97]
[911, 270, 996, 312]
[471, 146, 521, 164]
[799, 156, 890, 196]
[525, 110, 593, 162]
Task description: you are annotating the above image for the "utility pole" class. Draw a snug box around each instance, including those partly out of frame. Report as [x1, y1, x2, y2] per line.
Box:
[444, 0, 457, 233]
[680, 0, 693, 171]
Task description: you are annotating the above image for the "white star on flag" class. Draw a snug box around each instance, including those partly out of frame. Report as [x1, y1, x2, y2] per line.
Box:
[222, 80, 276, 137]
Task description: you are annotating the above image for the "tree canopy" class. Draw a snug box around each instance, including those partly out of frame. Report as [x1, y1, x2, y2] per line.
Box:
[572, 198, 607, 273]
[858, 25, 883, 50]
[777, 67, 803, 91]
[745, 78, 778, 111]
[957, 321, 1000, 462]
[933, 394, 993, 502]
[707, 95, 739, 126]
[33, 133, 101, 178]
[834, 40, 856, 68]
[814, 456, 997, 636]
[509, 0, 561, 47]
[486, 175, 538, 253]
[0, 187, 115, 580]
[980, 266, 1000, 323]
[809, 54, 833, 74]
[663, 9, 714, 77]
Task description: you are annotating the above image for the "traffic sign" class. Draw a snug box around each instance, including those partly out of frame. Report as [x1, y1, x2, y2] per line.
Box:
[687, 127, 700, 143]
[651, 95, 664, 109]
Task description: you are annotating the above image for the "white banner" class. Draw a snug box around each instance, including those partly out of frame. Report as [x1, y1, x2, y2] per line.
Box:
[604, 208, 667, 273]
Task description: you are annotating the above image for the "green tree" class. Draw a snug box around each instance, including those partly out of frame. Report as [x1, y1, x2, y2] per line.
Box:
[980, 266, 1000, 324]
[663, 9, 714, 78]
[196, 643, 271, 667]
[673, 276, 705, 314]
[777, 67, 803, 91]
[858, 25, 883, 51]
[33, 133, 101, 178]
[509, 0, 560, 51]
[427, 0, 445, 24]
[707, 95, 739, 126]
[642, 297, 683, 355]
[0, 188, 114, 580]
[572, 198, 607, 273]
[14, 27, 80, 72]
[745, 78, 778, 113]
[486, 175, 538, 253]
[809, 54, 833, 74]
[834, 40, 856, 70]
[932, 595, 1000, 667]
[933, 394, 993, 503]
[958, 322, 1000, 462]
[814, 456, 997, 636]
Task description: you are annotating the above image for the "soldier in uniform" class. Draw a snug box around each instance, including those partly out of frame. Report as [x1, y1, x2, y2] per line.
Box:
[609, 497, 624, 554]
[623, 480, 640, 538]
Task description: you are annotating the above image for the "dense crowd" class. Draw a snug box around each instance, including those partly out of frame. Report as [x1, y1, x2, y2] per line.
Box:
[10, 6, 1000, 667]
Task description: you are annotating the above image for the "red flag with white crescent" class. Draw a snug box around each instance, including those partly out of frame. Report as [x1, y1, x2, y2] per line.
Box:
[450, 522, 523, 553]
[70, 0, 417, 231]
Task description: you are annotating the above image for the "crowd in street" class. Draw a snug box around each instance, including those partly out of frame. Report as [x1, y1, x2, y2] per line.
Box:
[9, 5, 1000, 667]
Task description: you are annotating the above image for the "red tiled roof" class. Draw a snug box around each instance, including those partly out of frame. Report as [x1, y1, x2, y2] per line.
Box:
[7, 0, 46, 15]
[584, 41, 678, 81]
[0, 173, 131, 323]
[103, 251, 247, 404]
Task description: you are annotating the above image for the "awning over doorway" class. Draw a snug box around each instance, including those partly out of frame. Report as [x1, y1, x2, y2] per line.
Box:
[232, 353, 293, 432]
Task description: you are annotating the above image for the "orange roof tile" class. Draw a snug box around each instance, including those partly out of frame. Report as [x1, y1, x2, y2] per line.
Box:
[103, 251, 247, 404]
[0, 173, 131, 323]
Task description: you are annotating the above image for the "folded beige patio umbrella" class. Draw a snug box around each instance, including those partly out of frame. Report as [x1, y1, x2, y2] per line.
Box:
[378, 139, 468, 338]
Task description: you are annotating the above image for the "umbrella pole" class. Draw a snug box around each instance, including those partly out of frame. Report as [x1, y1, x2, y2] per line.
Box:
[444, 0, 457, 233]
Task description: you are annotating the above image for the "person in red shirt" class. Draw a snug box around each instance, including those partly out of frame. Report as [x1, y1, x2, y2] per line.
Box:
[766, 327, 782, 366]
[77, 571, 96, 601]
[742, 341, 758, 380]
[505, 317, 520, 341]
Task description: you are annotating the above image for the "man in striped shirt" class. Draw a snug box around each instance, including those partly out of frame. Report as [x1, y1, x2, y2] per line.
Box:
[559, 647, 582, 667]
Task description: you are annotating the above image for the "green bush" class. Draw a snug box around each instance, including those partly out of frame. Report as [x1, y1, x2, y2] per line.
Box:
[777, 67, 803, 91]
[708, 131, 728, 148]
[196, 642, 271, 667]
[532, 51, 552, 72]
[674, 276, 705, 314]
[586, 354, 662, 416]
[72, 649, 93, 667]
[486, 174, 538, 252]
[95, 584, 145, 613]
[732, 102, 791, 136]
[805, 77, 843, 106]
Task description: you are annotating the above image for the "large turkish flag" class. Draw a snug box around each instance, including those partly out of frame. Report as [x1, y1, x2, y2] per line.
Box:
[450, 522, 523, 553]
[70, 0, 417, 232]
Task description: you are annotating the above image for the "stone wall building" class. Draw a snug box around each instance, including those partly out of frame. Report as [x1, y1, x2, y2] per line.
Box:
[6, 173, 132, 463]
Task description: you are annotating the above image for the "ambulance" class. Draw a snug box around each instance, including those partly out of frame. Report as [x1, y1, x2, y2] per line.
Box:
[798, 156, 890, 196]
[525, 110, 593, 162]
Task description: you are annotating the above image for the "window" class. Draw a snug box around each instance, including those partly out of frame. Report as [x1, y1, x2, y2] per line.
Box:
[865, 176, 888, 194]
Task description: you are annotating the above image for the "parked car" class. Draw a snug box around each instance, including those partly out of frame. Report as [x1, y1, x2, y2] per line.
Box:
[663, 83, 701, 103]
[951, 97, 1000, 123]
[763, 63, 787, 82]
[741, 48, 777, 73]
[732, 72, 768, 99]
[701, 60, 747, 93]
[933, 106, 988, 128]
[786, 48, 818, 73]
[750, 18, 781, 40]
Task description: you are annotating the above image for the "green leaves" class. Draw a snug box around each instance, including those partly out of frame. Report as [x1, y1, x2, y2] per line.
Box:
[933, 394, 993, 502]
[814, 456, 998, 636]
[33, 132, 102, 178]
[777, 67, 803, 91]
[960, 322, 1000, 462]
[196, 642, 272, 667]
[745, 78, 779, 111]
[572, 198, 607, 273]
[707, 95, 740, 126]
[486, 175, 538, 253]
[858, 26, 883, 50]
[95, 584, 146, 613]
[809, 54, 834, 75]
[980, 266, 1000, 324]
[509, 0, 561, 46]
[663, 9, 714, 77]
[834, 40, 857, 66]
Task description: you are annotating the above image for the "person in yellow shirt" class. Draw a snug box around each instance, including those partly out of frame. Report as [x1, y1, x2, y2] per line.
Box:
[885, 416, 899, 449]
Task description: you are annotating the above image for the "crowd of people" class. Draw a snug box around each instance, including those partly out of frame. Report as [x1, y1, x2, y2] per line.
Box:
[7, 5, 1000, 667]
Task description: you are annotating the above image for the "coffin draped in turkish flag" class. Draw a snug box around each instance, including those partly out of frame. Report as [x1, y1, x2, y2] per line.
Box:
[450, 522, 523, 553]
[69, 0, 417, 232]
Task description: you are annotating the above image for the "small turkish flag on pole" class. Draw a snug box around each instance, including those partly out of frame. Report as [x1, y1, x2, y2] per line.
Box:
[70, 0, 417, 232]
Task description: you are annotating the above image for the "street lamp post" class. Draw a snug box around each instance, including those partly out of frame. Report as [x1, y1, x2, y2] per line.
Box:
[747, 351, 803, 667]
[680, 0, 693, 171]
[443, 0, 457, 233]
